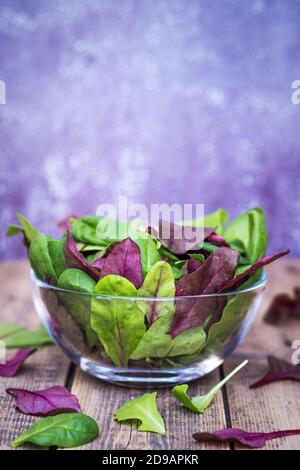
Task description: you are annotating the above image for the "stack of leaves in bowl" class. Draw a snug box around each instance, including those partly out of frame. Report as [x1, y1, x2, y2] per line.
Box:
[7, 208, 289, 368]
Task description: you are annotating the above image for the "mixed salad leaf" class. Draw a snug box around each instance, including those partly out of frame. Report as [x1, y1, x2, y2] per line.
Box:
[172, 360, 247, 413]
[11, 413, 99, 448]
[250, 356, 300, 389]
[0, 349, 36, 377]
[114, 392, 166, 435]
[7, 208, 289, 368]
[7, 386, 81, 416]
[192, 427, 300, 448]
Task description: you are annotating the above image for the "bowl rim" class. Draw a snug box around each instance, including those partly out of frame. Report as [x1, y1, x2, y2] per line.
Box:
[30, 269, 268, 301]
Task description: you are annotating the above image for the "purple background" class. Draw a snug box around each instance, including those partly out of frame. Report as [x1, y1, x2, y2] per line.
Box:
[1, 0, 300, 259]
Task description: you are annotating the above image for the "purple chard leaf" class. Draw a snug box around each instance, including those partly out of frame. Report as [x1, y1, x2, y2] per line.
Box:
[264, 288, 300, 324]
[250, 356, 300, 389]
[220, 250, 290, 292]
[193, 427, 300, 448]
[100, 237, 143, 289]
[149, 220, 215, 255]
[64, 232, 102, 281]
[205, 233, 229, 247]
[7, 385, 82, 416]
[0, 349, 36, 377]
[169, 248, 239, 337]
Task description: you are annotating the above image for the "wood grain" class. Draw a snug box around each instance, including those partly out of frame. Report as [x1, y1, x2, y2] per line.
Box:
[0, 260, 70, 450]
[70, 368, 228, 450]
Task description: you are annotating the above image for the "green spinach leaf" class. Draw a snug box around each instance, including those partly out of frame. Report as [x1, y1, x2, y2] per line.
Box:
[223, 208, 267, 262]
[135, 238, 161, 279]
[48, 238, 66, 278]
[29, 234, 58, 283]
[11, 413, 99, 448]
[91, 275, 145, 366]
[57, 269, 98, 349]
[16, 213, 40, 242]
[2, 325, 53, 348]
[114, 392, 166, 435]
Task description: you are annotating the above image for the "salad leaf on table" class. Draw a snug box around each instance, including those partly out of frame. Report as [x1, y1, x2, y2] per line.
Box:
[0, 349, 36, 377]
[264, 288, 300, 324]
[7, 386, 81, 416]
[91, 275, 146, 367]
[192, 427, 300, 448]
[172, 360, 248, 413]
[0, 322, 24, 339]
[1, 325, 53, 349]
[114, 392, 166, 435]
[11, 413, 99, 448]
[250, 356, 300, 389]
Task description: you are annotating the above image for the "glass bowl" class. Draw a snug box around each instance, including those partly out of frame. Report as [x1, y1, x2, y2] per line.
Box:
[30, 270, 267, 387]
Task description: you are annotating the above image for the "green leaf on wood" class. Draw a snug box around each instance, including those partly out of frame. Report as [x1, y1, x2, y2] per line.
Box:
[114, 392, 166, 435]
[172, 360, 248, 413]
[11, 413, 99, 448]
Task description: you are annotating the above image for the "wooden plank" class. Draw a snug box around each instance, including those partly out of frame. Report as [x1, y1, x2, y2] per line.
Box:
[223, 259, 300, 450]
[70, 368, 228, 450]
[0, 260, 71, 449]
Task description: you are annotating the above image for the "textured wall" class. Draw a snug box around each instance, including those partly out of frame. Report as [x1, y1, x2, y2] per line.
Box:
[1, 0, 300, 259]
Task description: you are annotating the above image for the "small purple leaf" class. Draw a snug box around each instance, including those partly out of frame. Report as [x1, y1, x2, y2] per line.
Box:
[0, 349, 36, 377]
[64, 232, 102, 281]
[250, 356, 300, 389]
[7, 385, 82, 416]
[220, 250, 290, 292]
[100, 238, 143, 288]
[175, 247, 240, 297]
[193, 427, 300, 448]
[264, 289, 300, 324]
[184, 259, 203, 274]
[149, 220, 215, 255]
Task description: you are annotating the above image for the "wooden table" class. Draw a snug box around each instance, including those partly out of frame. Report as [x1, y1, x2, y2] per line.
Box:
[0, 259, 300, 451]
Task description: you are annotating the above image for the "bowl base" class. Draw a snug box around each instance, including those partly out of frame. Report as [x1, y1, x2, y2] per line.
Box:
[79, 355, 224, 387]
